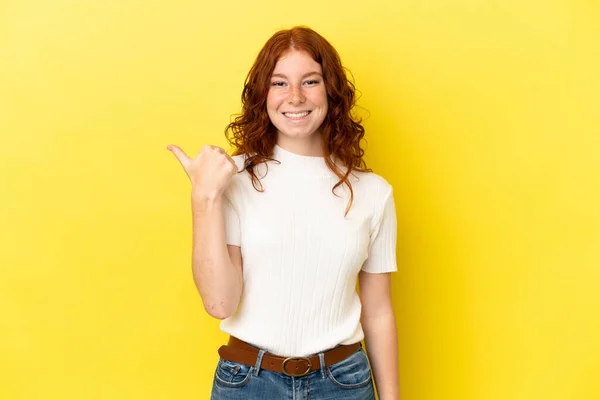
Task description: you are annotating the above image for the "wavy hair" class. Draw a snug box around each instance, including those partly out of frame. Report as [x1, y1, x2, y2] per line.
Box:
[225, 26, 371, 216]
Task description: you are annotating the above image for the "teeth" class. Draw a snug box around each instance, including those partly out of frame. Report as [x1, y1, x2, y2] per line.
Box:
[284, 111, 310, 118]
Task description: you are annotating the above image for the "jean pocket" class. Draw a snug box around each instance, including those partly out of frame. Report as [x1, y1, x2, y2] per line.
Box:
[213, 358, 254, 388]
[326, 347, 373, 389]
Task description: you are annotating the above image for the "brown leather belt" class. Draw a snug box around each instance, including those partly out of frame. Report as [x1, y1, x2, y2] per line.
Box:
[217, 336, 361, 377]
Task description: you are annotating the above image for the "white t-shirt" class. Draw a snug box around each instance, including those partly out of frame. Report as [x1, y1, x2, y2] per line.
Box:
[220, 144, 397, 357]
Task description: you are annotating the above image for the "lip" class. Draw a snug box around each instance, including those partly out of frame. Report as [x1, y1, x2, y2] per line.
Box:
[282, 111, 311, 121]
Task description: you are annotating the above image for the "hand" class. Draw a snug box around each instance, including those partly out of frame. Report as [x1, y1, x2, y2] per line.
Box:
[167, 144, 238, 198]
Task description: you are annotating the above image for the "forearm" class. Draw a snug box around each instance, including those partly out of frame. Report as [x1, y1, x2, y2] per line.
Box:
[191, 190, 242, 319]
[362, 312, 400, 400]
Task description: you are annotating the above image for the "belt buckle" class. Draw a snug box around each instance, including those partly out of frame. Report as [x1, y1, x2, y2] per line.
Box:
[281, 356, 312, 377]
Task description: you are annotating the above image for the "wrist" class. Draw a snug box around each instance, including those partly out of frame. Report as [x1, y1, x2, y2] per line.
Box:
[191, 187, 224, 203]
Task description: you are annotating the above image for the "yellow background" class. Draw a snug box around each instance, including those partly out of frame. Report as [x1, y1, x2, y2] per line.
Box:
[1, 0, 599, 399]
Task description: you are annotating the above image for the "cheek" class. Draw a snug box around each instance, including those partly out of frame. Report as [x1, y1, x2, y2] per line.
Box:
[266, 92, 276, 111]
[266, 93, 283, 124]
[267, 94, 287, 115]
[315, 95, 328, 114]
[312, 88, 328, 108]
[318, 98, 328, 124]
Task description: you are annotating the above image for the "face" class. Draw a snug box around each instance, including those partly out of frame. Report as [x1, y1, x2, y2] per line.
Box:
[267, 49, 328, 145]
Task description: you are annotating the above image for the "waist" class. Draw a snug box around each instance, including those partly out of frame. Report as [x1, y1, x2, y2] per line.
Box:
[218, 335, 362, 377]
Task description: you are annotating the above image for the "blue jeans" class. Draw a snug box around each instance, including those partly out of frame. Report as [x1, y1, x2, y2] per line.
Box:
[210, 343, 376, 399]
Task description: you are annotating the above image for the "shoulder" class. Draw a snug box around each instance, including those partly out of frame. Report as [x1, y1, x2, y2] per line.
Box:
[351, 169, 393, 198]
[231, 154, 247, 170]
[222, 154, 248, 201]
[225, 153, 261, 198]
[229, 153, 252, 184]
[230, 152, 270, 182]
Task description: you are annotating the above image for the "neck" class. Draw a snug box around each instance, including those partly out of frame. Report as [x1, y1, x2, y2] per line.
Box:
[276, 135, 324, 157]
[271, 143, 341, 179]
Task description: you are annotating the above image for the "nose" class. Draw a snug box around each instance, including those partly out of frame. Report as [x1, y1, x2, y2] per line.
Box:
[287, 84, 306, 105]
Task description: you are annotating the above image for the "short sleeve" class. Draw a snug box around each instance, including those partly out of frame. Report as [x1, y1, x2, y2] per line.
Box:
[361, 187, 398, 273]
[222, 193, 241, 246]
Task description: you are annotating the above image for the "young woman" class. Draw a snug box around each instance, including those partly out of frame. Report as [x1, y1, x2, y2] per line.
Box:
[168, 26, 399, 400]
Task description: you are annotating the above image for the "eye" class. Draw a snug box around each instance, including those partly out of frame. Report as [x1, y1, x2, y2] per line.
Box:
[271, 81, 286, 87]
[304, 79, 320, 85]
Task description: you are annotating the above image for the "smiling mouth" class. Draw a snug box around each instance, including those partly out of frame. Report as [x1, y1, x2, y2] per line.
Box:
[283, 111, 311, 120]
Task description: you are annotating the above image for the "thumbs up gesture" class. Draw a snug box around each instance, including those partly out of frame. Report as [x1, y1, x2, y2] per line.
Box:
[167, 144, 238, 198]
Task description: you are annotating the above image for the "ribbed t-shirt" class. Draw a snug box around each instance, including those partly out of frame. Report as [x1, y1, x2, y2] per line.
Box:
[220, 144, 397, 357]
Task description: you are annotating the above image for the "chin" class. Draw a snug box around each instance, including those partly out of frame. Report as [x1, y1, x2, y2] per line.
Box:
[278, 129, 320, 139]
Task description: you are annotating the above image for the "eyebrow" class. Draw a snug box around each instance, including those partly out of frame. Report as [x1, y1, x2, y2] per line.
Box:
[271, 72, 323, 79]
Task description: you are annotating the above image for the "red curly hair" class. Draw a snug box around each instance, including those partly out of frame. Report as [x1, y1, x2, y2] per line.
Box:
[225, 25, 372, 216]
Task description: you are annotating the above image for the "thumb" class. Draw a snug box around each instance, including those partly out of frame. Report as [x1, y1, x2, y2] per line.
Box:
[167, 144, 192, 174]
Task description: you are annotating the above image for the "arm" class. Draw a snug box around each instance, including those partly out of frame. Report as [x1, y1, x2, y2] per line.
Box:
[359, 270, 400, 400]
[168, 143, 243, 320]
[191, 192, 243, 320]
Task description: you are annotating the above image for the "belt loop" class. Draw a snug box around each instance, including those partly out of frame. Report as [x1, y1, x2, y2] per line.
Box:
[253, 349, 266, 376]
[318, 352, 326, 379]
